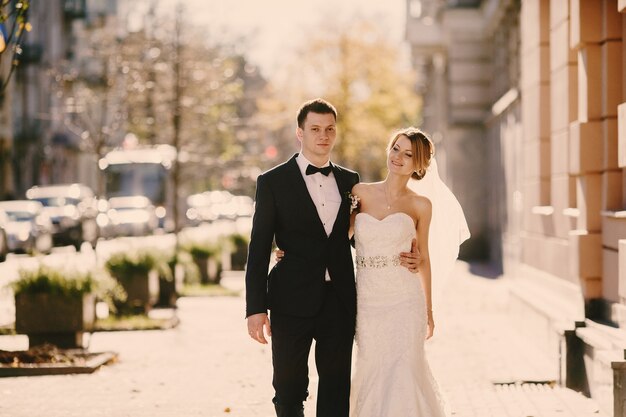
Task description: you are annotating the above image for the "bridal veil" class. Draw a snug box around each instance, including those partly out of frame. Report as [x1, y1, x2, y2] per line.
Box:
[408, 158, 470, 310]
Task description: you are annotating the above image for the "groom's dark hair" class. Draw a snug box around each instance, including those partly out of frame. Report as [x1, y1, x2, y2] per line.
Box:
[297, 98, 337, 128]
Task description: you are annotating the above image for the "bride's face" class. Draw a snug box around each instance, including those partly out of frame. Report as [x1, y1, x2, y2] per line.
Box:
[387, 135, 415, 176]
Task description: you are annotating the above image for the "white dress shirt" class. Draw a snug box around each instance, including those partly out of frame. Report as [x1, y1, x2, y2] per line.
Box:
[296, 153, 342, 280]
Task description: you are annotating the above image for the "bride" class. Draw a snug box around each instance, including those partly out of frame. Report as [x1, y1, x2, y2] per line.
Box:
[349, 127, 467, 417]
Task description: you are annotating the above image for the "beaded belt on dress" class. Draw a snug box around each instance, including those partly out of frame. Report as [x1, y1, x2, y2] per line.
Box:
[356, 255, 401, 269]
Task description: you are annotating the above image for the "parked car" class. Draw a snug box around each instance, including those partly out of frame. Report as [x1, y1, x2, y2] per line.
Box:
[26, 184, 99, 249]
[231, 195, 254, 218]
[185, 193, 217, 225]
[0, 209, 9, 262]
[0, 200, 53, 255]
[105, 195, 159, 237]
[185, 191, 254, 225]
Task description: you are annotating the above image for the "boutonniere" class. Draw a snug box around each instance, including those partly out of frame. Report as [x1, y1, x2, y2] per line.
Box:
[345, 191, 361, 214]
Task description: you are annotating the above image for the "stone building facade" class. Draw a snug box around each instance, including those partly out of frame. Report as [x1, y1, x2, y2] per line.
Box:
[11, 0, 80, 195]
[1, 0, 119, 198]
[406, 0, 626, 414]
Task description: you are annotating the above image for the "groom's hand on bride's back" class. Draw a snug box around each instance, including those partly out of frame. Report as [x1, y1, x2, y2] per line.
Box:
[399, 238, 420, 273]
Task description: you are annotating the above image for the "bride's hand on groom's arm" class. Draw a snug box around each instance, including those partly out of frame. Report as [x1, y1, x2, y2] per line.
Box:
[399, 238, 420, 273]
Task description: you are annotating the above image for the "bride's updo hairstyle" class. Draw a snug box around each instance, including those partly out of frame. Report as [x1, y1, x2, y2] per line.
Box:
[387, 127, 434, 180]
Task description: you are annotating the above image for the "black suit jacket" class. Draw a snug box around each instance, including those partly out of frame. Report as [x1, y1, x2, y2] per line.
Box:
[245, 154, 360, 319]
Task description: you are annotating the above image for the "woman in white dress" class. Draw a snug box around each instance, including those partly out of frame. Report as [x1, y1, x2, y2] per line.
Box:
[348, 127, 447, 417]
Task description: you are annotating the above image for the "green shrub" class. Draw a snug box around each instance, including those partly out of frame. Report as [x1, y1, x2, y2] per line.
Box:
[94, 271, 127, 313]
[11, 266, 126, 313]
[184, 242, 218, 260]
[229, 232, 250, 248]
[105, 250, 158, 278]
[174, 251, 199, 284]
[228, 232, 249, 270]
[149, 250, 179, 283]
[11, 267, 95, 298]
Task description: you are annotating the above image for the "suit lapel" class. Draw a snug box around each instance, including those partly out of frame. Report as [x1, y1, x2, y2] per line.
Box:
[330, 165, 350, 237]
[286, 155, 327, 238]
[332, 165, 350, 197]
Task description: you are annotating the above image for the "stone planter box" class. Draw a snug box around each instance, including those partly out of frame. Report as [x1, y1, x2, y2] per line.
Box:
[193, 256, 222, 285]
[114, 270, 159, 314]
[157, 263, 178, 308]
[0, 350, 117, 377]
[193, 256, 209, 284]
[15, 293, 96, 348]
[230, 244, 248, 271]
[209, 258, 222, 284]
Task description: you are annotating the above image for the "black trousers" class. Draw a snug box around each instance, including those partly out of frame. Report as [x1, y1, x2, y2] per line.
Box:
[270, 282, 355, 417]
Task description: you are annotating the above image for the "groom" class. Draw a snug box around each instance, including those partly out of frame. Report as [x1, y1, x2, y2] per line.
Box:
[245, 98, 418, 417]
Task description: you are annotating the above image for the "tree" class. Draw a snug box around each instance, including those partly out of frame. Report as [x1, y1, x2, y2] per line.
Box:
[51, 3, 266, 199]
[0, 0, 30, 198]
[270, 16, 421, 181]
[0, 0, 30, 95]
[121, 5, 265, 195]
[51, 17, 126, 195]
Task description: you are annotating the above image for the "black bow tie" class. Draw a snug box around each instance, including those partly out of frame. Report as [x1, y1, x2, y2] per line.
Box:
[306, 164, 332, 176]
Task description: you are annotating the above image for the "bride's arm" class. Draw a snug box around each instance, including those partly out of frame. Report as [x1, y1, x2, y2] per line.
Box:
[415, 196, 434, 338]
[349, 212, 356, 240]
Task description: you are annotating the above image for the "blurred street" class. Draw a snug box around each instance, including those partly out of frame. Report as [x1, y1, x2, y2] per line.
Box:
[0, 261, 605, 417]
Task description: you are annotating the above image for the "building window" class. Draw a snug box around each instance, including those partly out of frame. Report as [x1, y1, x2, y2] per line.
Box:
[64, 0, 87, 19]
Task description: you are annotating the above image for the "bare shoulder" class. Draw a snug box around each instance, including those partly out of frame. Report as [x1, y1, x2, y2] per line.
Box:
[351, 182, 364, 195]
[351, 182, 378, 196]
[408, 192, 432, 214]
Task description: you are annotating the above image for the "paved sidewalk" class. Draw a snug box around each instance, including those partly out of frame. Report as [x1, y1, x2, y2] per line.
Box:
[0, 263, 605, 417]
[428, 263, 603, 417]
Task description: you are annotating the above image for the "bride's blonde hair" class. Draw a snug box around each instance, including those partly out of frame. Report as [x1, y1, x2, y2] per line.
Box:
[387, 127, 434, 180]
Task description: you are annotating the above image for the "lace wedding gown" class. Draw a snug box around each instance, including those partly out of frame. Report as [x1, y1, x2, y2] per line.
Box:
[349, 212, 447, 417]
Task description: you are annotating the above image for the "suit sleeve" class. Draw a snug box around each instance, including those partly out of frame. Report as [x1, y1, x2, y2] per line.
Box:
[245, 174, 275, 317]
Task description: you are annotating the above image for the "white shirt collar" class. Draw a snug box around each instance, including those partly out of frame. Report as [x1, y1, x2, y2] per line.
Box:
[296, 153, 331, 177]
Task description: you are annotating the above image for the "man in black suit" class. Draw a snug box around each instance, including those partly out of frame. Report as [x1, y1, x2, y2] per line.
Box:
[245, 98, 418, 417]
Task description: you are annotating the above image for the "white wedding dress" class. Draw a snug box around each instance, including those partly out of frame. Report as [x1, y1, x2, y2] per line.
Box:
[349, 211, 447, 417]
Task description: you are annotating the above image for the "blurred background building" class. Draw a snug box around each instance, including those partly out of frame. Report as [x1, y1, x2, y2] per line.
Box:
[406, 0, 625, 414]
[2, 0, 121, 198]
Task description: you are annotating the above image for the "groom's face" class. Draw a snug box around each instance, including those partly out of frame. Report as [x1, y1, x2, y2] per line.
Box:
[296, 112, 337, 162]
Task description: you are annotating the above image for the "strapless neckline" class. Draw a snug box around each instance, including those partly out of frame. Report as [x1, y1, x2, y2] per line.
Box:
[356, 211, 415, 227]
